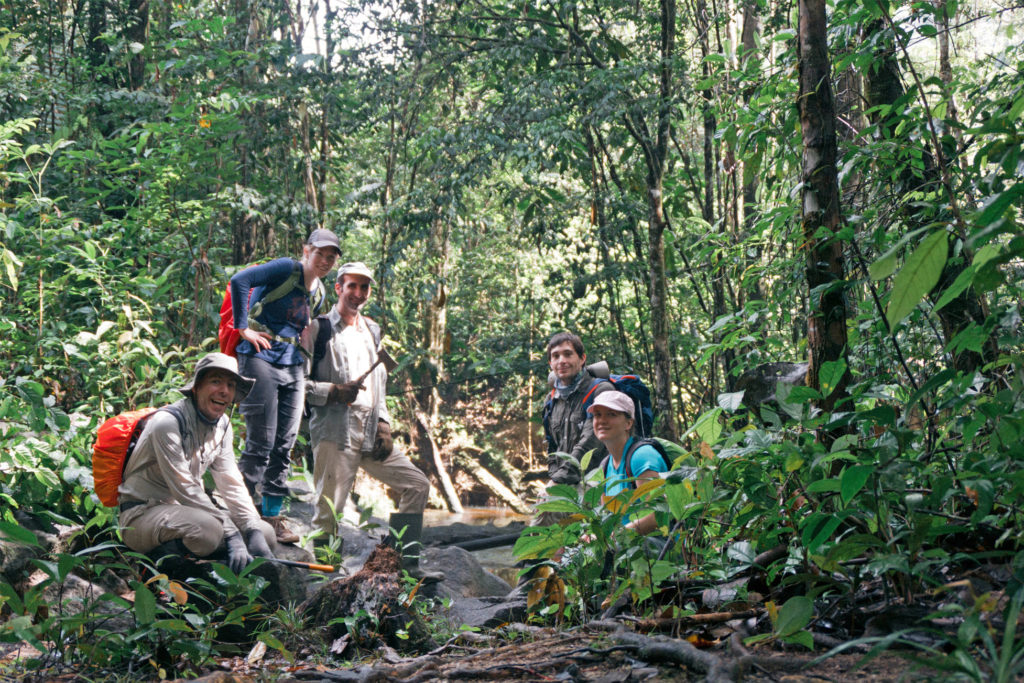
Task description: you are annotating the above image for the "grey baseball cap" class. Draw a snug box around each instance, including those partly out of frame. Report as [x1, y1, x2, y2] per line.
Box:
[306, 229, 342, 255]
[179, 352, 255, 403]
[336, 261, 377, 285]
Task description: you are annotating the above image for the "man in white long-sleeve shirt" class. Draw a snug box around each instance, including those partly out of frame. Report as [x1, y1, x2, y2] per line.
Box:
[118, 353, 275, 574]
[305, 262, 438, 581]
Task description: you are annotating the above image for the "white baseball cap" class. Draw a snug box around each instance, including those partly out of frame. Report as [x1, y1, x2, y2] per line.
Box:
[586, 391, 635, 419]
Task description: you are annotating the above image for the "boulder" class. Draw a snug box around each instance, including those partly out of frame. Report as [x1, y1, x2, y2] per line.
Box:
[1, 510, 63, 590]
[426, 546, 512, 599]
[734, 362, 808, 420]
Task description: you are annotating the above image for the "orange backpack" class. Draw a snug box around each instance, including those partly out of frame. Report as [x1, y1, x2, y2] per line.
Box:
[92, 406, 184, 507]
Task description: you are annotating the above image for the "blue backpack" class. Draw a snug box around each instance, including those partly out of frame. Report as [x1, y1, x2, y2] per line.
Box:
[542, 372, 656, 450]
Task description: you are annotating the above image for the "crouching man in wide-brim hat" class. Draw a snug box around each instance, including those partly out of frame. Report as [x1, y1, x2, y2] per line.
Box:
[118, 352, 276, 575]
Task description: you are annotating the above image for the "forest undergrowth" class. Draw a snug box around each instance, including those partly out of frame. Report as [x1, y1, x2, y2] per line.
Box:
[3, 0, 1024, 679]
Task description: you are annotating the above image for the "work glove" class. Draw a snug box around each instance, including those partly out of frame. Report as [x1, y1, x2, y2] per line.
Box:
[371, 420, 393, 461]
[224, 531, 253, 574]
[547, 452, 582, 486]
[244, 528, 274, 560]
[327, 381, 362, 405]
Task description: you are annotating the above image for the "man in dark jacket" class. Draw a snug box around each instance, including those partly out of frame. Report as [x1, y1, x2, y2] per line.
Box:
[542, 332, 613, 485]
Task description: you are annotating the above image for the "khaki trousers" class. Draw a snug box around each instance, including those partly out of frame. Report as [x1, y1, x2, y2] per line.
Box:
[312, 420, 430, 535]
[121, 504, 275, 557]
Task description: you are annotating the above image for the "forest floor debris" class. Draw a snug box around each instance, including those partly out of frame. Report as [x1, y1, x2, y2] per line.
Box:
[172, 626, 944, 682]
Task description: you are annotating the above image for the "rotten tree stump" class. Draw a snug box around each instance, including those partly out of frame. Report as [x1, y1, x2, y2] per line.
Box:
[299, 544, 430, 655]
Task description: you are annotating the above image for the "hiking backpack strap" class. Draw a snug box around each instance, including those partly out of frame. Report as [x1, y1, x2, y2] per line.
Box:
[120, 405, 188, 480]
[580, 377, 611, 411]
[311, 315, 332, 377]
[365, 318, 382, 348]
[542, 389, 557, 452]
[312, 315, 383, 379]
[620, 438, 672, 487]
[159, 404, 187, 455]
[250, 259, 304, 320]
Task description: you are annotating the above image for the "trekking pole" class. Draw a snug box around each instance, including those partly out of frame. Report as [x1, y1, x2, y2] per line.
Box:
[264, 557, 336, 573]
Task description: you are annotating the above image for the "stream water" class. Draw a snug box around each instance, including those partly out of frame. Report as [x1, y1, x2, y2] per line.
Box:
[424, 507, 530, 586]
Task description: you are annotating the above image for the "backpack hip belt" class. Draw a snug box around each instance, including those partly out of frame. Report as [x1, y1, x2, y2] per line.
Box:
[245, 321, 311, 358]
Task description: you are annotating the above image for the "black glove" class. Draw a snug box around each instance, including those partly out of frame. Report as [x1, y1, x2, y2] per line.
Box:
[371, 420, 393, 461]
[244, 528, 274, 559]
[547, 452, 582, 486]
[224, 531, 253, 573]
[327, 381, 362, 405]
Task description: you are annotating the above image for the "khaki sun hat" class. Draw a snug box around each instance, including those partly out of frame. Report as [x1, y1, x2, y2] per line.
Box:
[336, 261, 377, 285]
[179, 352, 255, 403]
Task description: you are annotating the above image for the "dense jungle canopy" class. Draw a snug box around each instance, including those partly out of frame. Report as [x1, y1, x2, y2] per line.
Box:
[2, 0, 1024, 679]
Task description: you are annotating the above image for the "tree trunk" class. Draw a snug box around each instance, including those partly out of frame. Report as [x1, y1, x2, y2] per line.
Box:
[125, 0, 149, 90]
[797, 0, 852, 412]
[695, 0, 735, 393]
[585, 126, 634, 369]
[630, 0, 678, 440]
[453, 451, 531, 514]
[739, 1, 765, 303]
[862, 17, 995, 375]
[421, 215, 450, 424]
[299, 103, 320, 216]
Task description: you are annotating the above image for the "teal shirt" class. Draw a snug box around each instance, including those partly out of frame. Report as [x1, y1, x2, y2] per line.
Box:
[603, 437, 667, 497]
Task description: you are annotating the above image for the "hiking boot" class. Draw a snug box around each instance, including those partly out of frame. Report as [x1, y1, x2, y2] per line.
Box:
[146, 539, 202, 581]
[263, 516, 300, 544]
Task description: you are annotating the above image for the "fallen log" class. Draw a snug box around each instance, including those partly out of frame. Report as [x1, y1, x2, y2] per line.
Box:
[412, 409, 463, 513]
[453, 449, 532, 514]
[449, 531, 522, 552]
[630, 608, 764, 631]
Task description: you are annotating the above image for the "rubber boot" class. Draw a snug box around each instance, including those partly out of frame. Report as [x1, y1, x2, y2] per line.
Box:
[388, 512, 443, 583]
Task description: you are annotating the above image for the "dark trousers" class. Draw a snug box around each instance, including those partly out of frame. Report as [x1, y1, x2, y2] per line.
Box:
[237, 354, 304, 500]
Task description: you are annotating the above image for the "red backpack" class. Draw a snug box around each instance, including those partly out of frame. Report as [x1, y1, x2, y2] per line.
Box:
[217, 260, 327, 356]
[92, 406, 184, 507]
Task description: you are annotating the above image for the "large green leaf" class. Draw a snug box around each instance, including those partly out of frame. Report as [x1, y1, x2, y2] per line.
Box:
[977, 183, 1024, 227]
[818, 359, 847, 398]
[931, 265, 975, 313]
[717, 391, 745, 412]
[886, 230, 948, 327]
[801, 511, 846, 552]
[774, 595, 814, 637]
[687, 408, 723, 445]
[0, 521, 40, 546]
[933, 242, 1002, 312]
[840, 465, 873, 505]
[664, 481, 693, 520]
[868, 248, 899, 281]
[133, 583, 156, 625]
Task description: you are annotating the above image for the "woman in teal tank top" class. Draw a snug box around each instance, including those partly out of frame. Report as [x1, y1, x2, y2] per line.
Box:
[589, 391, 668, 535]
